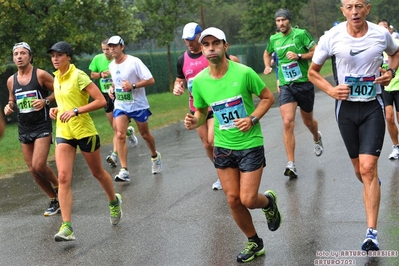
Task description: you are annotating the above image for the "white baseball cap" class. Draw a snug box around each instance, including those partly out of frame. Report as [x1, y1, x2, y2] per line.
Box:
[13, 42, 32, 53]
[182, 22, 202, 41]
[107, 35, 124, 45]
[198, 27, 226, 43]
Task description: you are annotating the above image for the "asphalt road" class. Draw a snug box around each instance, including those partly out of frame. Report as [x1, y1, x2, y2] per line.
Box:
[0, 84, 398, 266]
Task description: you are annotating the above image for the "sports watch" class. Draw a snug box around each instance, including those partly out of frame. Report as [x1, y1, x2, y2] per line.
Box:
[297, 54, 302, 60]
[45, 98, 50, 105]
[250, 116, 259, 126]
[73, 107, 79, 116]
[387, 68, 396, 78]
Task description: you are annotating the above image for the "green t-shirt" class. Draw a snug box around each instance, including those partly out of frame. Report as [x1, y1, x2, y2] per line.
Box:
[266, 28, 315, 86]
[192, 61, 266, 150]
[88, 53, 113, 93]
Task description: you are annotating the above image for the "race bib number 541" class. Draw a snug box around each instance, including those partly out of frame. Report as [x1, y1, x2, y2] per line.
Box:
[211, 95, 247, 130]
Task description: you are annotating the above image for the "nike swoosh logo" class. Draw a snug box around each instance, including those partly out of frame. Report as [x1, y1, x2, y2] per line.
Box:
[349, 48, 368, 56]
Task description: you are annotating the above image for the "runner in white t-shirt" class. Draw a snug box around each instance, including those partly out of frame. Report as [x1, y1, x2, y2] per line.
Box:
[107, 36, 162, 181]
[308, 0, 399, 252]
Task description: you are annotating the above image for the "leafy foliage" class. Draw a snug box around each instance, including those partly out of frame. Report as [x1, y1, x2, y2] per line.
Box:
[135, 0, 198, 90]
[240, 0, 308, 43]
[0, 0, 143, 73]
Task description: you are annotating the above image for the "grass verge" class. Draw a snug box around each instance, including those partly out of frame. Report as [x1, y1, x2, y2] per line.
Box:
[0, 59, 332, 177]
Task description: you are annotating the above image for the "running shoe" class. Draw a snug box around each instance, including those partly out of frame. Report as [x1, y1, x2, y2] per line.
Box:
[54, 223, 75, 242]
[114, 168, 130, 182]
[106, 152, 118, 168]
[212, 179, 222, 190]
[110, 193, 122, 225]
[127, 126, 138, 147]
[314, 131, 324, 156]
[262, 190, 281, 231]
[151, 151, 162, 174]
[388, 145, 399, 160]
[283, 161, 298, 178]
[236, 239, 265, 263]
[44, 198, 60, 217]
[361, 227, 379, 251]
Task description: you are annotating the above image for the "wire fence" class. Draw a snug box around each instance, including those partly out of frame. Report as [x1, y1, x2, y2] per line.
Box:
[0, 42, 267, 123]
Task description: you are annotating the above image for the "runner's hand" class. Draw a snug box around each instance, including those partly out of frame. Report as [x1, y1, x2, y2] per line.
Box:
[184, 113, 197, 130]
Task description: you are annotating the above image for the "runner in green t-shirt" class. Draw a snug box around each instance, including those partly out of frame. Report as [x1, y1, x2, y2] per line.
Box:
[263, 8, 323, 179]
[185, 27, 281, 263]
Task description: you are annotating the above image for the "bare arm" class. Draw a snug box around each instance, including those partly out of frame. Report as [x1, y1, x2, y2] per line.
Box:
[58, 82, 106, 123]
[121, 77, 155, 91]
[37, 69, 56, 104]
[308, 62, 350, 100]
[173, 77, 186, 96]
[286, 44, 316, 61]
[234, 87, 275, 132]
[263, 50, 273, 75]
[184, 107, 208, 130]
[229, 54, 240, 63]
[4, 76, 16, 116]
[376, 46, 399, 86]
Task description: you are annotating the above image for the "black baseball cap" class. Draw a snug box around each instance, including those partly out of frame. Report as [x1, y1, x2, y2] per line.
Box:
[47, 41, 73, 56]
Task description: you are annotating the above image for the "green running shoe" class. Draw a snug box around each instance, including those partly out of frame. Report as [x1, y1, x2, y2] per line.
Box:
[236, 239, 265, 263]
[110, 193, 122, 225]
[54, 223, 75, 242]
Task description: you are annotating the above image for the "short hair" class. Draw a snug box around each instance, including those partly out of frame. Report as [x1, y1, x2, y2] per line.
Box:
[341, 0, 370, 4]
[378, 19, 390, 27]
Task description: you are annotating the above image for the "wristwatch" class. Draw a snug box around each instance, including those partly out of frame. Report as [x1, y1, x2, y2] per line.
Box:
[132, 83, 136, 89]
[73, 107, 79, 116]
[387, 68, 396, 78]
[297, 53, 302, 60]
[250, 116, 259, 126]
[45, 98, 50, 105]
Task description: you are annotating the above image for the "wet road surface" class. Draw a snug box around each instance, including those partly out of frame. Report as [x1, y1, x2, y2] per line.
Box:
[0, 84, 398, 266]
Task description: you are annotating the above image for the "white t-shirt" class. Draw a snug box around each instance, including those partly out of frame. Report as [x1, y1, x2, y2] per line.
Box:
[313, 21, 398, 96]
[109, 55, 153, 112]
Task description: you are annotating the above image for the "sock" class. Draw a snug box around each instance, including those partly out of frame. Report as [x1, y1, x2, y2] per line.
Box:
[112, 151, 118, 156]
[109, 197, 119, 206]
[248, 234, 261, 244]
[63, 221, 72, 227]
[49, 197, 57, 201]
[264, 195, 273, 209]
[126, 129, 132, 136]
[121, 167, 128, 171]
[151, 154, 157, 159]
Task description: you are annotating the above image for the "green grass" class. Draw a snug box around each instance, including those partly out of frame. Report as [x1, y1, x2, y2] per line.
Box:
[0, 59, 332, 178]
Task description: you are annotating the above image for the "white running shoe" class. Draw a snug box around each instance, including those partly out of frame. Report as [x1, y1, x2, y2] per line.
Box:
[283, 161, 298, 178]
[151, 151, 162, 174]
[388, 145, 399, 160]
[106, 152, 118, 168]
[212, 179, 222, 190]
[127, 126, 138, 147]
[114, 168, 130, 182]
[314, 131, 324, 156]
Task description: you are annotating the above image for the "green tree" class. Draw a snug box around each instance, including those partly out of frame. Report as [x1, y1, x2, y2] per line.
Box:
[0, 0, 143, 73]
[240, 0, 308, 43]
[202, 0, 243, 44]
[136, 0, 198, 91]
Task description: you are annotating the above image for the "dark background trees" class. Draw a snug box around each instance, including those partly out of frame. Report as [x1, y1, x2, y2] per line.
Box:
[1, 0, 398, 85]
